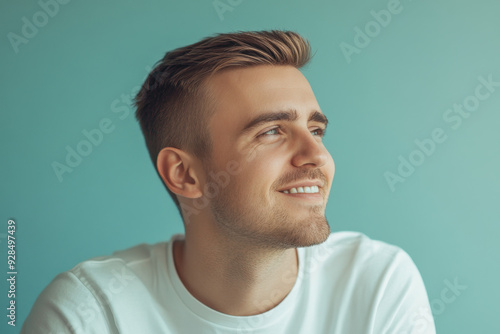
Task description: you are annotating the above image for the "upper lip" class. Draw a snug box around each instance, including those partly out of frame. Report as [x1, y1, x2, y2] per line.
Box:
[277, 180, 325, 192]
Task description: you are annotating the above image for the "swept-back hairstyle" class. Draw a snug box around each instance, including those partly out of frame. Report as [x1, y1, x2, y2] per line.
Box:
[134, 30, 313, 221]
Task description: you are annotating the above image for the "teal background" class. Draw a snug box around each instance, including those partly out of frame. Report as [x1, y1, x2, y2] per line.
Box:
[1, 0, 499, 332]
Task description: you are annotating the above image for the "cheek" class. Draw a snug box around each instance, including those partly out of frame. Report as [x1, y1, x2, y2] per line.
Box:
[238, 154, 284, 195]
[325, 156, 335, 191]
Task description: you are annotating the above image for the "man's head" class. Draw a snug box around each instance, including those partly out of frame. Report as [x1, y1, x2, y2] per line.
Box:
[134, 30, 335, 247]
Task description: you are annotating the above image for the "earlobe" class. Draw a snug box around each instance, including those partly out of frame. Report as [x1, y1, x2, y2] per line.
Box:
[157, 147, 203, 199]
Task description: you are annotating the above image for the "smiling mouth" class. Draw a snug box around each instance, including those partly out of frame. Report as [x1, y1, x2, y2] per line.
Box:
[279, 186, 320, 194]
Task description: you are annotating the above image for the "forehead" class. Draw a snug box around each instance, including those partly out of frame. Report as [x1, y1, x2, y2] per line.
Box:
[205, 65, 321, 134]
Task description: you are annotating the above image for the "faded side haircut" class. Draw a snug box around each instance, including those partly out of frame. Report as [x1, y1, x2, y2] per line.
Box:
[134, 30, 313, 221]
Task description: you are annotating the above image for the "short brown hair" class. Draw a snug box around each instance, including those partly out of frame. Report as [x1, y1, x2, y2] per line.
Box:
[134, 30, 313, 219]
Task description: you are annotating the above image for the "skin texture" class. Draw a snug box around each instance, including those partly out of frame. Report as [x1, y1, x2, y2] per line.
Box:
[157, 64, 335, 316]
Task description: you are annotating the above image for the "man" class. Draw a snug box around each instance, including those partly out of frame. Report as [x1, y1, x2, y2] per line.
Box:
[22, 30, 436, 333]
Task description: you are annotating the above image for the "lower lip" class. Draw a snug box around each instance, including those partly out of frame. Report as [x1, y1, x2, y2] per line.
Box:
[278, 192, 322, 200]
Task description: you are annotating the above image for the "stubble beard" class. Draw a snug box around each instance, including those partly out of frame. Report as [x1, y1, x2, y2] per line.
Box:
[209, 178, 331, 250]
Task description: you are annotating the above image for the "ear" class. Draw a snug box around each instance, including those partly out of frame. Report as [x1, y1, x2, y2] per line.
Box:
[157, 147, 203, 199]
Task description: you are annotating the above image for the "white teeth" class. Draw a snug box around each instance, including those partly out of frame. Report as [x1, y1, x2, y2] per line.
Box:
[281, 186, 320, 194]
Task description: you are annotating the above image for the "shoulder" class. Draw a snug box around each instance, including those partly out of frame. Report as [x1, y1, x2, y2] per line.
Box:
[310, 230, 408, 267]
[65, 241, 167, 298]
[21, 270, 111, 333]
[73, 241, 167, 288]
[307, 230, 425, 302]
[22, 241, 167, 333]
[323, 230, 401, 252]
[306, 231, 435, 333]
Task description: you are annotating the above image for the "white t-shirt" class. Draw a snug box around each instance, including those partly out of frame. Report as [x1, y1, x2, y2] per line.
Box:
[21, 231, 436, 333]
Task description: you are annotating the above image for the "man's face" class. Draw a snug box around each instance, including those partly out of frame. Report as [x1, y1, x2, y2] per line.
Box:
[202, 65, 335, 249]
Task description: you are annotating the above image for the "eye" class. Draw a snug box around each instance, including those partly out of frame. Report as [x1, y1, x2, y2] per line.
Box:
[258, 127, 280, 137]
[311, 128, 326, 137]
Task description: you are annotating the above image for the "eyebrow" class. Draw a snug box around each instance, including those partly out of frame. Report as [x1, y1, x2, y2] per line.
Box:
[239, 109, 328, 137]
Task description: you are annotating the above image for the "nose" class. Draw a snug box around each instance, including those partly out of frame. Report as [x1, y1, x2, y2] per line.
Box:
[290, 129, 329, 168]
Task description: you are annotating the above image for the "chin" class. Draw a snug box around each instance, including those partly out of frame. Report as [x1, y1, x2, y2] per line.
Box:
[277, 217, 331, 248]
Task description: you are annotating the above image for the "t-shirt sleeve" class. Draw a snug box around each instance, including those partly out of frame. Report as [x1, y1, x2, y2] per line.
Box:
[373, 249, 436, 334]
[21, 272, 111, 334]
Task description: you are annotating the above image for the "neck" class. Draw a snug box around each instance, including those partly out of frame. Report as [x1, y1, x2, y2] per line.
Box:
[173, 225, 299, 316]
